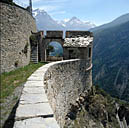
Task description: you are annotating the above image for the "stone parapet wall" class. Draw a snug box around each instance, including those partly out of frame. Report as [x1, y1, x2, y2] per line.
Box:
[0, 2, 37, 73]
[44, 59, 92, 127]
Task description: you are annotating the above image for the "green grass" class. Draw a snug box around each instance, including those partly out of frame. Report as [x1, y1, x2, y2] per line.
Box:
[0, 62, 46, 102]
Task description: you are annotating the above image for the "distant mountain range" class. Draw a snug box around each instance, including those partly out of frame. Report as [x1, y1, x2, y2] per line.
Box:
[92, 13, 129, 101]
[91, 13, 129, 32]
[32, 9, 96, 31]
[58, 16, 96, 30]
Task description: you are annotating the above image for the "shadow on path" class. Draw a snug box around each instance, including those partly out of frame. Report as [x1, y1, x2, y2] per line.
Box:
[3, 100, 19, 128]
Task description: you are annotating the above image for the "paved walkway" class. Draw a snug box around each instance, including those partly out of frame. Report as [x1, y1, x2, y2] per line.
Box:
[13, 65, 60, 128]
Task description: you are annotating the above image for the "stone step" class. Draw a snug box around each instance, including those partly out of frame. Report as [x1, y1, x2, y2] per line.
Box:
[31, 50, 38, 52]
[31, 58, 38, 60]
[31, 59, 38, 62]
[31, 56, 38, 59]
[30, 59, 38, 61]
[14, 117, 60, 128]
[15, 103, 54, 120]
[31, 61, 38, 64]
[31, 57, 38, 59]
[31, 56, 38, 58]
[31, 53, 38, 55]
[30, 61, 38, 64]
[31, 54, 38, 56]
[31, 53, 37, 55]
[31, 51, 37, 53]
[31, 55, 38, 58]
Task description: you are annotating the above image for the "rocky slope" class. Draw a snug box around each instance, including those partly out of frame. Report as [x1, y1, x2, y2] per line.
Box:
[64, 86, 129, 128]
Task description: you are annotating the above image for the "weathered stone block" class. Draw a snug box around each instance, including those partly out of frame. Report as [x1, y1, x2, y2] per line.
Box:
[14, 117, 60, 128]
[20, 93, 48, 104]
[15, 103, 53, 120]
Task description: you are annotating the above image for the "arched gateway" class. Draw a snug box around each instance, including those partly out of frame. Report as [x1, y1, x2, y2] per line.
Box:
[30, 31, 93, 63]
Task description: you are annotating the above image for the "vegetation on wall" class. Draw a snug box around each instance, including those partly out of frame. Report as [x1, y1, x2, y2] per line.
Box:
[30, 34, 38, 46]
[22, 42, 29, 57]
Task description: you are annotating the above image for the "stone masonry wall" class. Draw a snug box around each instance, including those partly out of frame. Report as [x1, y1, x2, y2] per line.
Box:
[44, 59, 92, 127]
[0, 2, 37, 73]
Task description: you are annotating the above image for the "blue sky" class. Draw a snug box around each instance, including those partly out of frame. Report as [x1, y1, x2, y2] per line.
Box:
[14, 0, 129, 25]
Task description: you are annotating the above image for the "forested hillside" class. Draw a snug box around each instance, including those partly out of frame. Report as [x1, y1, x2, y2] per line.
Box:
[93, 21, 129, 101]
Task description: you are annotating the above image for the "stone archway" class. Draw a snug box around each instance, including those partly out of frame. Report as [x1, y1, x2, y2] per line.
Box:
[46, 41, 63, 61]
[39, 31, 64, 62]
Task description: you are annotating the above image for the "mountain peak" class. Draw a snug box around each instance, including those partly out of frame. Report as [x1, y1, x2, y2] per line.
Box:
[33, 8, 47, 17]
[69, 17, 81, 22]
[91, 13, 129, 32]
[71, 16, 78, 20]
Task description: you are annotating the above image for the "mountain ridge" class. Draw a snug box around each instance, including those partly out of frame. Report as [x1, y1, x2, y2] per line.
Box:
[33, 9, 96, 30]
[91, 13, 129, 32]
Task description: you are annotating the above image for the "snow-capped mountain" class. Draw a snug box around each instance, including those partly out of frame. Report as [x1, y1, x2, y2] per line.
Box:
[33, 9, 96, 31]
[33, 9, 64, 30]
[59, 17, 96, 30]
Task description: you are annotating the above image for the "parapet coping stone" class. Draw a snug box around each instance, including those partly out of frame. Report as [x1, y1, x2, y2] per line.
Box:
[13, 59, 86, 128]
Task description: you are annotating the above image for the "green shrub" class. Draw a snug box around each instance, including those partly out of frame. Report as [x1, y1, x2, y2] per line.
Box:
[30, 35, 38, 46]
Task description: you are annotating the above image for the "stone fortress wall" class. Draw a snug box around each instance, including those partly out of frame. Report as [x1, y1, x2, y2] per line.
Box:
[44, 59, 92, 127]
[0, 2, 37, 73]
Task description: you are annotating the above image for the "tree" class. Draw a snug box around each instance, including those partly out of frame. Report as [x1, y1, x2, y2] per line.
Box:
[47, 45, 54, 56]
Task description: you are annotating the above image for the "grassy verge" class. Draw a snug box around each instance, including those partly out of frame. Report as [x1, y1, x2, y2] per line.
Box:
[0, 62, 45, 102]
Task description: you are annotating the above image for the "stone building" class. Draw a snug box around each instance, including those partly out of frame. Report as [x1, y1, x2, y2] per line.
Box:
[63, 31, 93, 60]
[30, 31, 93, 63]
